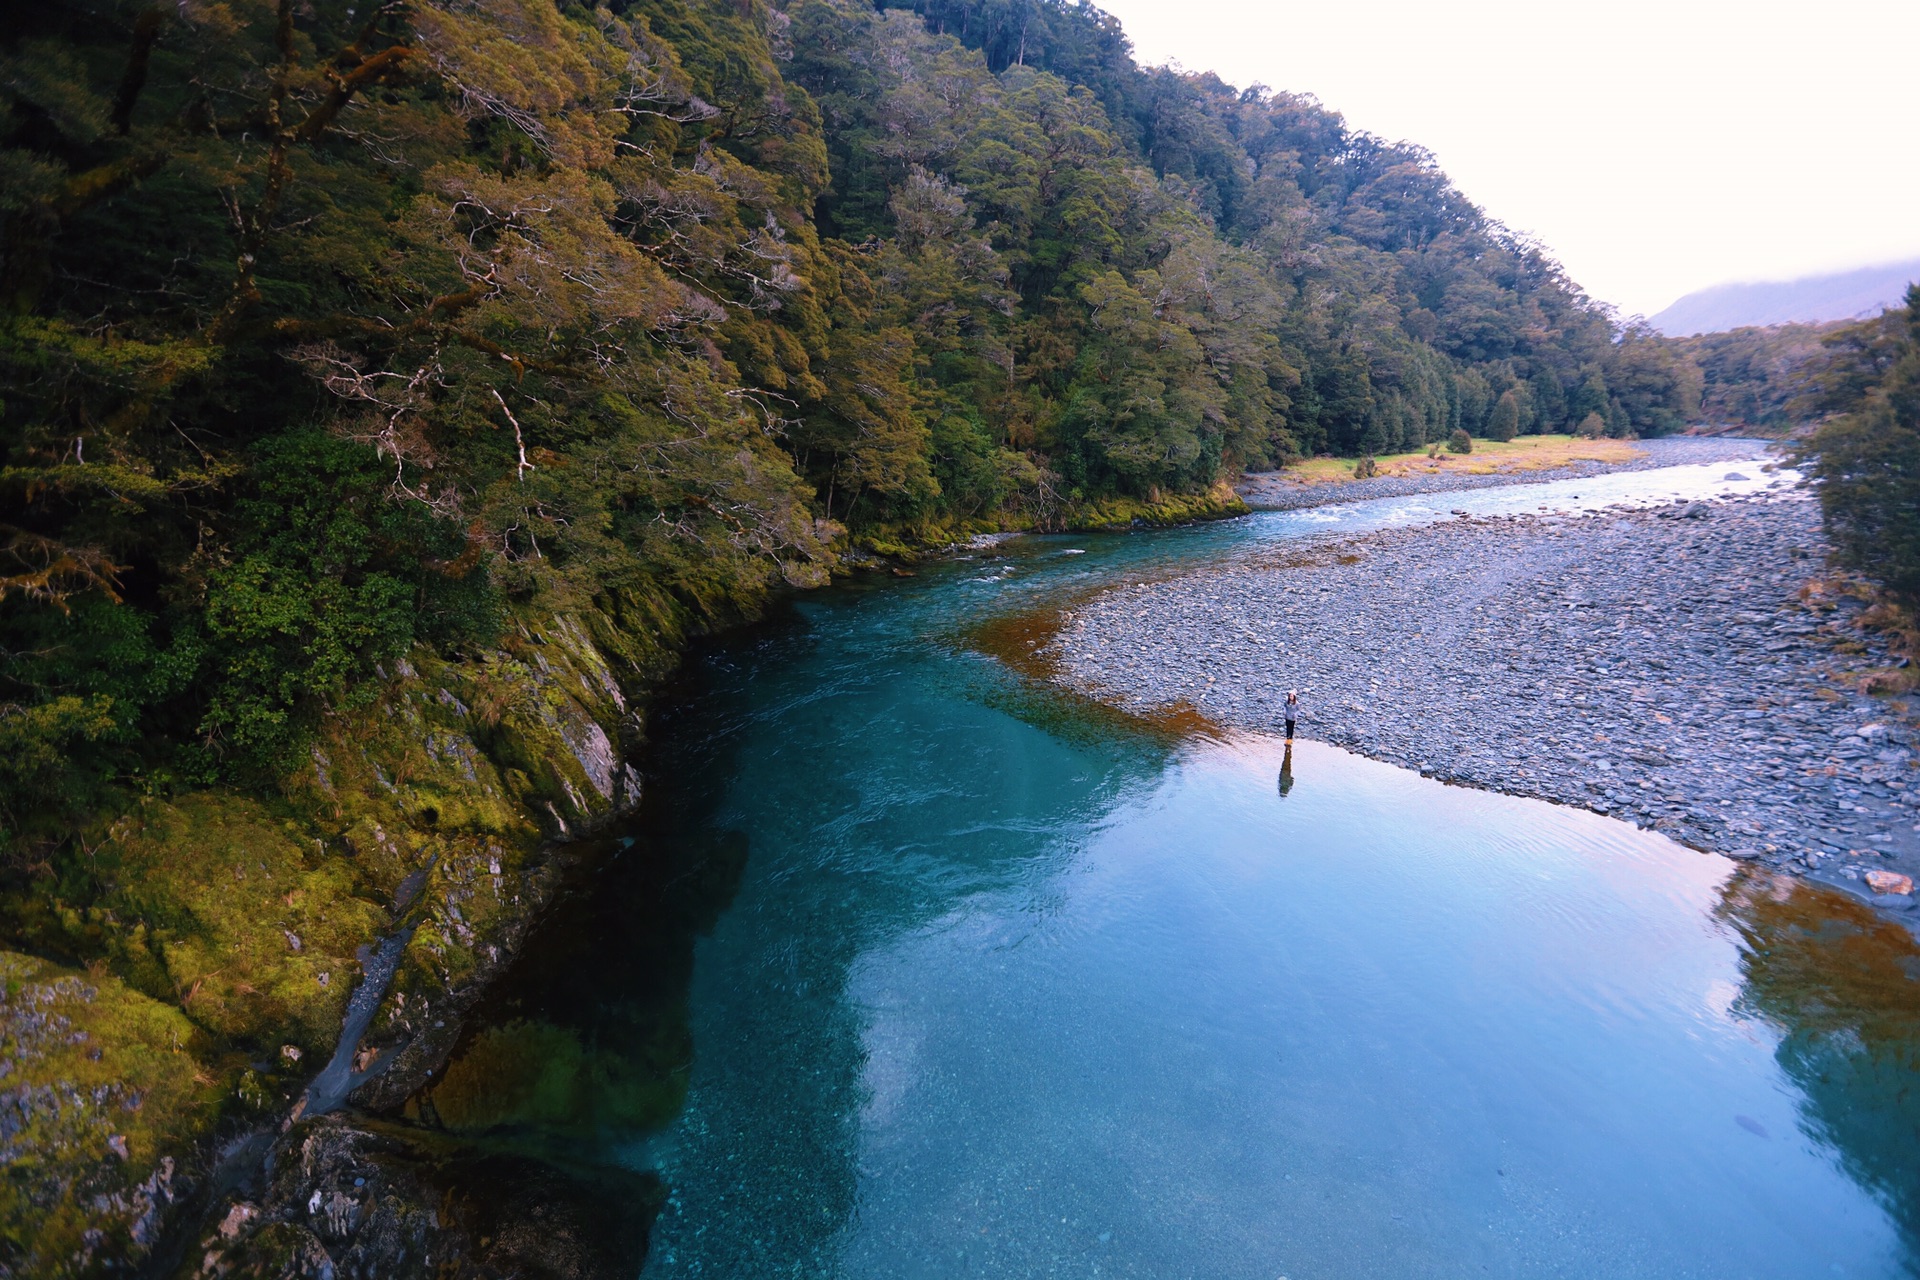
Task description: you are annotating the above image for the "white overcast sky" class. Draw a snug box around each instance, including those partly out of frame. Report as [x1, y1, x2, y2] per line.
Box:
[1094, 0, 1920, 317]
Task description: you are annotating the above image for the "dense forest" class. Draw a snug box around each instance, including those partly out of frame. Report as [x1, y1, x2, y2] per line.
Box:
[0, 0, 1709, 848]
[1679, 321, 1841, 430]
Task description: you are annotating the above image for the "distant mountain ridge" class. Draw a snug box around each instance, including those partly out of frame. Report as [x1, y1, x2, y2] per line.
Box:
[1652, 260, 1920, 336]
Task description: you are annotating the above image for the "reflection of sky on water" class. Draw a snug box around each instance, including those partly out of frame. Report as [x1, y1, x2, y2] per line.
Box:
[812, 737, 1909, 1278]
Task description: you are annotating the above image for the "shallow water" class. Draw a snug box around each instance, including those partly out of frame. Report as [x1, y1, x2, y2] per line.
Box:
[435, 462, 1920, 1278]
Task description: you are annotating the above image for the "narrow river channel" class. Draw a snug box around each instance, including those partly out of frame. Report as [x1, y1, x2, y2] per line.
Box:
[434, 464, 1920, 1279]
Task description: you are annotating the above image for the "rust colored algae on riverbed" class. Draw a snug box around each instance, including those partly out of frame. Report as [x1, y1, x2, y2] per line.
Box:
[972, 606, 1071, 684]
[970, 600, 1225, 743]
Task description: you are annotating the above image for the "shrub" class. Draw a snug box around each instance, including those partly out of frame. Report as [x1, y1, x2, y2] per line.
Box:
[195, 431, 499, 779]
[1352, 456, 1378, 479]
[1800, 399, 1920, 610]
[1576, 412, 1607, 439]
[1447, 429, 1473, 454]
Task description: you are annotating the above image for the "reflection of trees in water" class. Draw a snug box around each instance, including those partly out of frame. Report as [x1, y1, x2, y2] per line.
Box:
[1716, 870, 1920, 1262]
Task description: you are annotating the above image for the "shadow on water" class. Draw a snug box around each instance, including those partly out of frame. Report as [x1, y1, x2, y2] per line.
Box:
[625, 575, 1209, 1275]
[1716, 870, 1920, 1263]
[382, 617, 787, 1255]
[389, 570, 1206, 1274]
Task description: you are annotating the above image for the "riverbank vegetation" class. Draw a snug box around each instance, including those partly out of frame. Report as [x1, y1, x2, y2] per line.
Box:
[0, 0, 1711, 847]
[1794, 286, 1920, 667]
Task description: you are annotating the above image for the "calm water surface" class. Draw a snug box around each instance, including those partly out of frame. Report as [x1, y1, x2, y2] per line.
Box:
[443, 464, 1920, 1278]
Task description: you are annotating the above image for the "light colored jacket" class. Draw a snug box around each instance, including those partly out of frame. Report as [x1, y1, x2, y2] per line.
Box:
[1283, 697, 1305, 721]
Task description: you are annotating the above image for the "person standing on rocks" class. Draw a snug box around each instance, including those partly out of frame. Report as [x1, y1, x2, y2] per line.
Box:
[1284, 689, 1303, 740]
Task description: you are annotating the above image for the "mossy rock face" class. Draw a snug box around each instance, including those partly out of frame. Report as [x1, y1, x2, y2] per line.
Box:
[2, 601, 658, 1263]
[102, 794, 388, 1053]
[303, 611, 637, 856]
[478, 615, 640, 832]
[0, 951, 221, 1277]
[384, 841, 536, 1027]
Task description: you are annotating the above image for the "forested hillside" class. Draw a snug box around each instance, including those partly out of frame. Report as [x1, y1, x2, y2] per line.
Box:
[800, 0, 1704, 474]
[0, 0, 1704, 849]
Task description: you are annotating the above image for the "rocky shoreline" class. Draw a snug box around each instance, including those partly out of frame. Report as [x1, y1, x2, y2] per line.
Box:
[2, 604, 673, 1278]
[1046, 489, 1920, 918]
[1236, 435, 1777, 511]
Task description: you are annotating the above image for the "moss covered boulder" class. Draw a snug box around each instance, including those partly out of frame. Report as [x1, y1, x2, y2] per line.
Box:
[0, 951, 222, 1276]
[99, 795, 388, 1055]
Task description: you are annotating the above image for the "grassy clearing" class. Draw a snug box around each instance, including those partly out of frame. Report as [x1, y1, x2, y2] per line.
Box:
[1276, 434, 1644, 485]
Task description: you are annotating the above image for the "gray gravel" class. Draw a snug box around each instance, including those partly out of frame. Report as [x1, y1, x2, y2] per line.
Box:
[1238, 436, 1777, 511]
[1049, 493, 1920, 910]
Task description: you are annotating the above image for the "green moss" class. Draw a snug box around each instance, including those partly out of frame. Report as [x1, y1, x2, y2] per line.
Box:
[0, 951, 222, 1277]
[386, 840, 529, 1003]
[300, 611, 634, 846]
[0, 598, 665, 1259]
[854, 534, 927, 561]
[102, 795, 386, 1052]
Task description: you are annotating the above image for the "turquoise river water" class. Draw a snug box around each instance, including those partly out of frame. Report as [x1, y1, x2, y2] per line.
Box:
[442, 464, 1920, 1279]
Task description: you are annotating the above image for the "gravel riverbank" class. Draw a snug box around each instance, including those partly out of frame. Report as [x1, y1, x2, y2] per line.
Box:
[1237, 436, 1777, 511]
[1047, 491, 1920, 914]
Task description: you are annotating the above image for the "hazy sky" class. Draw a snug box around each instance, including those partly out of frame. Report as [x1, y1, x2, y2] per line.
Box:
[1094, 0, 1920, 317]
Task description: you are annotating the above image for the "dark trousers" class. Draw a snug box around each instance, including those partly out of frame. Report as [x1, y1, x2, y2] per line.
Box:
[1285, 719, 1296, 737]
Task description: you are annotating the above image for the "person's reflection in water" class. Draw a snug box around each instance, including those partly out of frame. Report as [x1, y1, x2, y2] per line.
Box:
[1277, 741, 1295, 797]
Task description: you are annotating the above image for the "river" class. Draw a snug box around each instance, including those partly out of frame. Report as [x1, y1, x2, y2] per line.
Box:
[426, 463, 1920, 1279]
